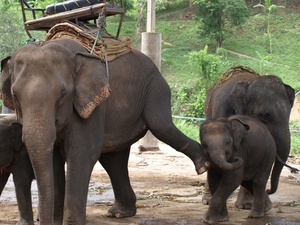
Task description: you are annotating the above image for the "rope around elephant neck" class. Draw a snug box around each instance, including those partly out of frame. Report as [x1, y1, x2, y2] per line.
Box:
[91, 9, 110, 79]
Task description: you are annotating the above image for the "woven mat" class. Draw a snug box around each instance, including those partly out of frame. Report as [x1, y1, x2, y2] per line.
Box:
[44, 22, 132, 62]
[208, 65, 260, 91]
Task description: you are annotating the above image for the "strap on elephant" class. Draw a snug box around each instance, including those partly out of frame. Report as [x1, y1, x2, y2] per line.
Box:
[90, 10, 110, 79]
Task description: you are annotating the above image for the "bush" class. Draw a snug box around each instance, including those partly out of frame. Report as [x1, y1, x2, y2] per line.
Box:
[171, 80, 207, 119]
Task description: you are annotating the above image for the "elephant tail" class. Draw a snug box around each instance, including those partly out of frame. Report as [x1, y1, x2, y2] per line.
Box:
[267, 154, 299, 195]
[275, 154, 299, 174]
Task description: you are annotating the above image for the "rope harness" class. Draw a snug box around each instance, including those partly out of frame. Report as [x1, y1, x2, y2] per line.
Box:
[44, 20, 132, 62]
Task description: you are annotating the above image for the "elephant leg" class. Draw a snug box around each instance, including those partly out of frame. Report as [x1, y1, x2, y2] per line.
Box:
[0, 171, 10, 195]
[63, 151, 98, 224]
[248, 179, 271, 218]
[202, 177, 211, 205]
[204, 170, 232, 224]
[264, 193, 272, 212]
[13, 169, 34, 225]
[53, 146, 65, 225]
[99, 147, 136, 218]
[235, 186, 253, 210]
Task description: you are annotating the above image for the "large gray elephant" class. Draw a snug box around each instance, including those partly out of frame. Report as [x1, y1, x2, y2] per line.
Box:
[0, 114, 65, 225]
[200, 115, 277, 224]
[1, 38, 208, 225]
[203, 65, 295, 208]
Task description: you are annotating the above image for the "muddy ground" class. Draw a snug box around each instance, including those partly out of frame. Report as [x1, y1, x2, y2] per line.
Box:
[0, 143, 299, 225]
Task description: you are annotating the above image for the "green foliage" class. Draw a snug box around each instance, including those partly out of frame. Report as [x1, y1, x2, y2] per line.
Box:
[253, 0, 285, 54]
[290, 121, 300, 156]
[291, 133, 300, 156]
[0, 8, 25, 59]
[172, 118, 200, 141]
[171, 81, 207, 119]
[188, 45, 222, 87]
[192, 0, 250, 47]
[215, 47, 228, 59]
[255, 51, 272, 74]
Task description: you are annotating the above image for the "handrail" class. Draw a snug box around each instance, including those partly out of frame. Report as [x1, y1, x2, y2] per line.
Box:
[19, 0, 125, 38]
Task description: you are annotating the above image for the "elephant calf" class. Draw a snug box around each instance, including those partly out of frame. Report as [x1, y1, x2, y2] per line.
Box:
[0, 114, 35, 225]
[0, 114, 65, 225]
[200, 115, 276, 224]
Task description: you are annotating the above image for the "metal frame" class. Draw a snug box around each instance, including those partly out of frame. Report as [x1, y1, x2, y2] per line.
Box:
[19, 0, 125, 38]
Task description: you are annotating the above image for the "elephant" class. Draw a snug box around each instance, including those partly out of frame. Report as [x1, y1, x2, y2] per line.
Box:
[0, 114, 65, 225]
[1, 38, 208, 224]
[0, 114, 34, 225]
[200, 115, 277, 224]
[203, 65, 295, 209]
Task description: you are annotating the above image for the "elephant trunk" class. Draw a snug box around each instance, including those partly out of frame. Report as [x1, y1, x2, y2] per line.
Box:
[267, 128, 291, 195]
[209, 151, 243, 171]
[22, 113, 56, 224]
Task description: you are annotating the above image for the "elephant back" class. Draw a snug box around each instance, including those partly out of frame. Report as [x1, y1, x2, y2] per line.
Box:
[205, 65, 260, 118]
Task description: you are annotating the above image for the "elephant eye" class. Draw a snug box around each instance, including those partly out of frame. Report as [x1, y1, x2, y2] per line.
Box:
[12, 92, 18, 101]
[59, 90, 67, 102]
[258, 113, 272, 122]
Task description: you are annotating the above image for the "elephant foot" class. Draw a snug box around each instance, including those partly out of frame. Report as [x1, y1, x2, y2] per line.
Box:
[203, 212, 228, 225]
[202, 191, 212, 205]
[17, 218, 34, 225]
[235, 188, 253, 210]
[248, 208, 264, 218]
[202, 215, 217, 225]
[106, 202, 136, 218]
[264, 194, 273, 212]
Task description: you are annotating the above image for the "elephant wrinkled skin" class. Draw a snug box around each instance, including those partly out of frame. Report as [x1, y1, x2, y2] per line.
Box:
[200, 115, 277, 224]
[203, 65, 295, 208]
[1, 38, 207, 225]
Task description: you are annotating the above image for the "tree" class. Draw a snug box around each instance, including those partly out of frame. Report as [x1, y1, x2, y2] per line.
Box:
[254, 0, 284, 54]
[192, 0, 250, 48]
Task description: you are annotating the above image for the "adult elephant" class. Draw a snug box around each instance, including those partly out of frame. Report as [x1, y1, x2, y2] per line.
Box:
[1, 38, 207, 225]
[203, 65, 295, 208]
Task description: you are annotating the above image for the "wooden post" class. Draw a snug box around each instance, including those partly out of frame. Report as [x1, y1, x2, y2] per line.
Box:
[139, 0, 162, 152]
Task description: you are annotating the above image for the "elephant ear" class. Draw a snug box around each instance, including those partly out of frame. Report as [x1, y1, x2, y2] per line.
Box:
[1, 56, 15, 110]
[228, 81, 249, 115]
[284, 84, 295, 108]
[74, 53, 111, 119]
[229, 117, 250, 150]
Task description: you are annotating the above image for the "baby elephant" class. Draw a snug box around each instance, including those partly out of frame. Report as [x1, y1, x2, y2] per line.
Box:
[200, 115, 276, 224]
[0, 114, 35, 225]
[0, 114, 65, 225]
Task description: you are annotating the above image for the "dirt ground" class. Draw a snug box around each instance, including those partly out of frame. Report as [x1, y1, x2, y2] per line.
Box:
[0, 143, 300, 225]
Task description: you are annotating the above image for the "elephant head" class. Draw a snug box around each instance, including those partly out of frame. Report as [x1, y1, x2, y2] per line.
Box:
[228, 75, 295, 194]
[1, 39, 110, 223]
[200, 117, 245, 171]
